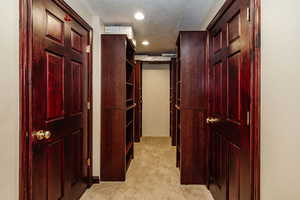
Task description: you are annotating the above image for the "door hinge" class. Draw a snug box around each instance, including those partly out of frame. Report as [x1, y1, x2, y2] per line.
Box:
[246, 7, 251, 22]
[87, 158, 91, 167]
[86, 45, 91, 53]
[87, 102, 91, 110]
[247, 111, 250, 126]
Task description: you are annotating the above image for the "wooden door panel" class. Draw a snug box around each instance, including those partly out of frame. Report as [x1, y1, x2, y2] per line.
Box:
[210, 131, 227, 200]
[213, 62, 223, 116]
[213, 31, 222, 53]
[71, 61, 83, 114]
[31, 0, 90, 199]
[208, 0, 250, 200]
[46, 11, 64, 44]
[46, 52, 65, 119]
[71, 29, 83, 53]
[228, 12, 241, 44]
[227, 52, 241, 123]
[228, 143, 240, 200]
[47, 140, 65, 200]
[70, 130, 83, 186]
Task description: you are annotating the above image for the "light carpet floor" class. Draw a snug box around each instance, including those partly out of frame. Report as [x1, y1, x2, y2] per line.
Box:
[81, 137, 214, 200]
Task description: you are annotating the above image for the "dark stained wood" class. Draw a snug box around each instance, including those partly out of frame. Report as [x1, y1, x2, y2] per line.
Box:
[71, 29, 83, 52]
[250, 0, 261, 199]
[46, 52, 64, 119]
[101, 34, 136, 181]
[90, 176, 100, 184]
[19, 0, 31, 199]
[176, 31, 208, 184]
[139, 62, 143, 138]
[46, 11, 64, 43]
[175, 41, 181, 168]
[170, 58, 177, 146]
[206, 0, 259, 200]
[134, 61, 142, 142]
[19, 0, 94, 199]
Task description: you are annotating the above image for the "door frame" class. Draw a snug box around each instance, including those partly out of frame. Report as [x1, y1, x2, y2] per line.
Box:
[207, 0, 261, 200]
[19, 0, 94, 199]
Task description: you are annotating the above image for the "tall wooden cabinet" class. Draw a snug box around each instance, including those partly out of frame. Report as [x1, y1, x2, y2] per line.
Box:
[101, 34, 136, 181]
[134, 61, 142, 142]
[170, 58, 177, 146]
[176, 31, 208, 184]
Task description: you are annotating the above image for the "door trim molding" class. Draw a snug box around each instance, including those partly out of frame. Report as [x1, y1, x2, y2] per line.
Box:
[19, 0, 94, 199]
[206, 0, 261, 200]
[251, 0, 261, 200]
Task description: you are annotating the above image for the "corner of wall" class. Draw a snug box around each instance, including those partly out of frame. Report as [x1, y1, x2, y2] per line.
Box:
[200, 0, 226, 30]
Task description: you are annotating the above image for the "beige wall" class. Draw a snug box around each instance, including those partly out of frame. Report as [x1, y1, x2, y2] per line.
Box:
[0, 0, 102, 199]
[142, 64, 170, 137]
[0, 0, 19, 199]
[261, 0, 300, 199]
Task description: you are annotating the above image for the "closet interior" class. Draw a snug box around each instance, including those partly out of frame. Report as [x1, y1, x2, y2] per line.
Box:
[101, 31, 209, 184]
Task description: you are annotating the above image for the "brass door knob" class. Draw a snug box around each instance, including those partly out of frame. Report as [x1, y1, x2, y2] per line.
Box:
[206, 117, 220, 124]
[44, 131, 52, 139]
[32, 130, 52, 141]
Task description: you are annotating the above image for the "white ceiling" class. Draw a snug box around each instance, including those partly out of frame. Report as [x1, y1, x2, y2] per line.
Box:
[88, 0, 219, 54]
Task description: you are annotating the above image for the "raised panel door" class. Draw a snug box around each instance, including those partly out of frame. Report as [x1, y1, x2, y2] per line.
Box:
[208, 0, 251, 200]
[30, 0, 90, 199]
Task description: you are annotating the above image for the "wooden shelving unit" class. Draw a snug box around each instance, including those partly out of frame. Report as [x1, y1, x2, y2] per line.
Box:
[125, 39, 135, 171]
[176, 31, 208, 184]
[170, 58, 177, 146]
[101, 34, 136, 181]
[175, 41, 181, 168]
[134, 61, 142, 142]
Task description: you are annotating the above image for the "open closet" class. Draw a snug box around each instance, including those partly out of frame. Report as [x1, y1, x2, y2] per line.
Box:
[101, 31, 209, 185]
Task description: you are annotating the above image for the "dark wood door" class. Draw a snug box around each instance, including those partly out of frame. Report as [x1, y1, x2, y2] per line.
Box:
[208, 0, 251, 200]
[30, 0, 90, 199]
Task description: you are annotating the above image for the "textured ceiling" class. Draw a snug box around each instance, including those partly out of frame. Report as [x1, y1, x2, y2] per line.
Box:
[88, 0, 219, 54]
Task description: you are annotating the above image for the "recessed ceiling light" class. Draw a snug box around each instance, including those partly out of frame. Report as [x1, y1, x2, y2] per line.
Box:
[142, 40, 149, 46]
[134, 12, 145, 20]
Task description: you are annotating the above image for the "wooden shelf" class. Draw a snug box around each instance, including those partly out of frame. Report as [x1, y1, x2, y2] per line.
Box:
[101, 34, 136, 181]
[126, 120, 133, 127]
[126, 142, 133, 154]
[127, 103, 137, 111]
[126, 82, 134, 86]
[126, 98, 134, 102]
[126, 59, 135, 68]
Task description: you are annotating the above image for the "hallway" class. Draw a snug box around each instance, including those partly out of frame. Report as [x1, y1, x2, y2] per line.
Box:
[81, 137, 213, 200]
